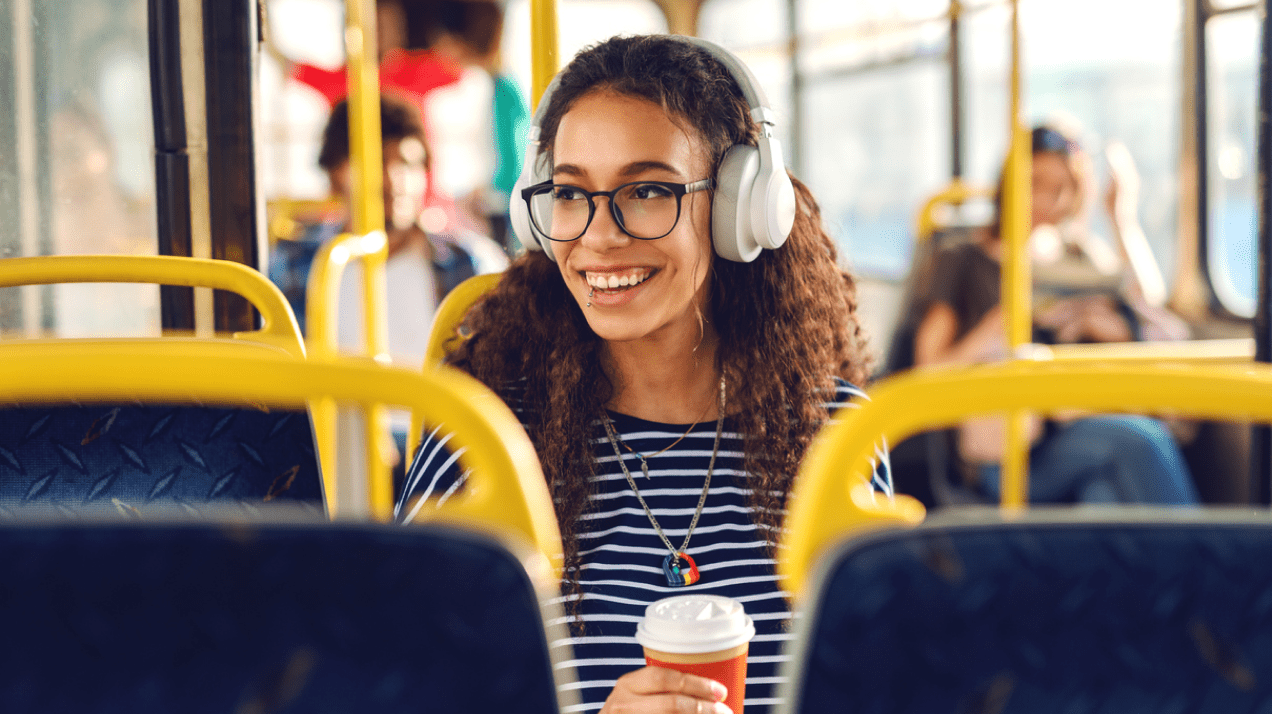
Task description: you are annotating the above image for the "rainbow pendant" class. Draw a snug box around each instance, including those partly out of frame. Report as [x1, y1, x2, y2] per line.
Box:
[662, 552, 700, 587]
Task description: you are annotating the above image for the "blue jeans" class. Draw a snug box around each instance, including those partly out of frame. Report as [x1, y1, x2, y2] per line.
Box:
[978, 415, 1199, 505]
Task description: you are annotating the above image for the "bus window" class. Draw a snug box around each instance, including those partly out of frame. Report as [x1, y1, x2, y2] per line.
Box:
[1206, 10, 1258, 318]
[786, 3, 951, 280]
[804, 64, 948, 279]
[699, 0, 793, 157]
[1, 0, 160, 338]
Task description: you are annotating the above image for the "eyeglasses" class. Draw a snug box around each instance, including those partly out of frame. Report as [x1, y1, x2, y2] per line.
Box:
[520, 178, 714, 242]
[1032, 127, 1080, 156]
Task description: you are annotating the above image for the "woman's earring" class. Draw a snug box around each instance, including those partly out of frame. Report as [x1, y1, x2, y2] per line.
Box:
[587, 286, 594, 308]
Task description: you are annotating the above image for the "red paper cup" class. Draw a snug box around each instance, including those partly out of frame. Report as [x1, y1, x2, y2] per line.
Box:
[636, 596, 755, 714]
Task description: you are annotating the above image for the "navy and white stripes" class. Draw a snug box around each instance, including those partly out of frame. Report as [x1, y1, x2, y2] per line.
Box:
[396, 378, 889, 714]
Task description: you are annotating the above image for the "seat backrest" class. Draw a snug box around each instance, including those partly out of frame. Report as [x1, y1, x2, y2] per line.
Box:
[0, 520, 566, 714]
[0, 255, 323, 515]
[781, 511, 1272, 714]
[425, 271, 502, 367]
[0, 404, 323, 515]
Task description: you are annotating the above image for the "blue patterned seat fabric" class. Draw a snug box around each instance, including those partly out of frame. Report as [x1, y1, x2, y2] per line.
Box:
[0, 521, 561, 714]
[788, 517, 1272, 714]
[0, 405, 323, 515]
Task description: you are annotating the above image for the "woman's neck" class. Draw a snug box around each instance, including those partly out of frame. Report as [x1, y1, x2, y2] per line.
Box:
[603, 327, 721, 424]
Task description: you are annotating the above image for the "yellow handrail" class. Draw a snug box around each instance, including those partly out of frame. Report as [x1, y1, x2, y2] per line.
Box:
[780, 359, 1272, 598]
[914, 179, 993, 241]
[304, 230, 395, 520]
[0, 255, 304, 358]
[1000, 0, 1032, 510]
[530, 0, 559, 109]
[0, 340, 563, 579]
[424, 272, 502, 368]
[296, 2, 394, 520]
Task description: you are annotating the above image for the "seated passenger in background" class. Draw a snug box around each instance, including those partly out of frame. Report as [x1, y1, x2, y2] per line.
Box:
[905, 125, 1198, 505]
[268, 94, 506, 368]
[396, 34, 888, 714]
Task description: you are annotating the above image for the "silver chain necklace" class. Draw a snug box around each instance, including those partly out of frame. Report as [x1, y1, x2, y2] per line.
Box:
[601, 377, 725, 587]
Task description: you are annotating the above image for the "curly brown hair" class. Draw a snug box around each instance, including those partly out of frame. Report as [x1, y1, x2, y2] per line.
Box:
[446, 35, 870, 603]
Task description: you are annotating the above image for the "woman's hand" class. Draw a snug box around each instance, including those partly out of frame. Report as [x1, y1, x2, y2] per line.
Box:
[1036, 295, 1133, 344]
[600, 667, 731, 714]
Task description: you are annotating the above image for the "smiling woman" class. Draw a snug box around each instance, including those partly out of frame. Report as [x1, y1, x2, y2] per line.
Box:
[395, 34, 887, 714]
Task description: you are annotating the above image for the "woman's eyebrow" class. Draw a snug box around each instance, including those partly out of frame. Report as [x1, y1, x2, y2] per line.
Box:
[619, 161, 683, 178]
[551, 161, 685, 180]
[553, 163, 586, 178]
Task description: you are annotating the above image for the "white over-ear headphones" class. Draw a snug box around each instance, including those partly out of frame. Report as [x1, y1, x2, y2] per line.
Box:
[508, 35, 796, 263]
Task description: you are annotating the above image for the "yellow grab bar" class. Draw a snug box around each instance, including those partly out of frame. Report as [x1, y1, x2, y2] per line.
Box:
[304, 230, 394, 519]
[530, 0, 559, 109]
[0, 255, 304, 358]
[780, 359, 1272, 597]
[305, 231, 389, 361]
[0, 340, 563, 579]
[424, 272, 502, 368]
[914, 179, 993, 241]
[1000, 0, 1032, 510]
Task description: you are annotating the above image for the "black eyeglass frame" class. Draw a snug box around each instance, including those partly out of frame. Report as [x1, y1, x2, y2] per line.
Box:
[520, 178, 715, 242]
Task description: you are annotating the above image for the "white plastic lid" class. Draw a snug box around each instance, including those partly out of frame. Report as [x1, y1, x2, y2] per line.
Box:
[635, 595, 756, 654]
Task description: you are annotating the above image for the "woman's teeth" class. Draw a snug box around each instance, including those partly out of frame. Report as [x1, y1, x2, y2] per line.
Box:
[586, 271, 651, 290]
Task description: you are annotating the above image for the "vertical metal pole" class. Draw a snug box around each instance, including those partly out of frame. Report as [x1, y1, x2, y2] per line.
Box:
[203, 0, 261, 333]
[1253, 0, 1272, 505]
[31, 0, 50, 332]
[949, 0, 964, 179]
[1196, 0, 1215, 312]
[345, 0, 392, 521]
[0, 0, 22, 333]
[1000, 0, 1032, 510]
[12, 0, 36, 335]
[148, 0, 196, 332]
[786, 0, 803, 178]
[529, 0, 558, 110]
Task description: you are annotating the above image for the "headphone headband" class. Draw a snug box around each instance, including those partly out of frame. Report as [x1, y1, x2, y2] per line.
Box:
[509, 35, 796, 264]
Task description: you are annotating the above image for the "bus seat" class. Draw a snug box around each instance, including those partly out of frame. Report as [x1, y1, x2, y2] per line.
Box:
[0, 342, 563, 569]
[0, 404, 323, 515]
[425, 271, 502, 367]
[780, 359, 1272, 595]
[0, 519, 567, 714]
[779, 510, 1272, 714]
[0, 256, 321, 515]
[779, 360, 1272, 713]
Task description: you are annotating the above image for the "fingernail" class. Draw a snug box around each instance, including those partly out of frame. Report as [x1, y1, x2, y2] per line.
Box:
[713, 702, 733, 714]
[710, 681, 728, 701]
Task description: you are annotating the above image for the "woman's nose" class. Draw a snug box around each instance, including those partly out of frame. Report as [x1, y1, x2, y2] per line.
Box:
[578, 196, 631, 250]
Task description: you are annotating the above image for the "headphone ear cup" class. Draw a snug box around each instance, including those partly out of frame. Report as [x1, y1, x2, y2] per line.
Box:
[508, 145, 556, 262]
[750, 139, 796, 251]
[711, 144, 763, 263]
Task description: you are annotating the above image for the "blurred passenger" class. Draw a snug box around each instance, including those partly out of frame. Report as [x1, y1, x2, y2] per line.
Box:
[268, 94, 506, 368]
[900, 125, 1198, 505]
[287, 0, 463, 122]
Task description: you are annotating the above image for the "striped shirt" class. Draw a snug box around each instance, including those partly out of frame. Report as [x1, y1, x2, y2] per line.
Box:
[396, 378, 890, 714]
